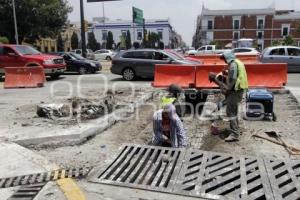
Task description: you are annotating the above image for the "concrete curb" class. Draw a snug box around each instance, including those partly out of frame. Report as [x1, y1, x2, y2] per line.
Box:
[15, 92, 154, 148]
[287, 88, 300, 107]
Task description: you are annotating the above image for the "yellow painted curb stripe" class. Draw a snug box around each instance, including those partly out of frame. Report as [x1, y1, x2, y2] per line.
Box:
[56, 178, 86, 200]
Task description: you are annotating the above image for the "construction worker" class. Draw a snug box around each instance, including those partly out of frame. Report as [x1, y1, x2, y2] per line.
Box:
[209, 51, 248, 142]
[152, 104, 187, 148]
[161, 84, 186, 118]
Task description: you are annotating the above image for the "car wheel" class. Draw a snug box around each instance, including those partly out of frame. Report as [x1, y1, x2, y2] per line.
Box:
[122, 68, 136, 81]
[106, 56, 112, 61]
[79, 67, 86, 75]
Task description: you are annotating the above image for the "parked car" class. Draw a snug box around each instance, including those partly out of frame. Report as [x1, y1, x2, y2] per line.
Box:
[0, 44, 66, 79]
[71, 49, 95, 60]
[94, 49, 116, 61]
[231, 48, 260, 55]
[260, 46, 300, 72]
[187, 45, 229, 55]
[111, 49, 198, 81]
[52, 52, 102, 74]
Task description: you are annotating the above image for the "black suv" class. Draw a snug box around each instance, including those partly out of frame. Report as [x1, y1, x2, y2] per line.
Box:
[111, 49, 198, 81]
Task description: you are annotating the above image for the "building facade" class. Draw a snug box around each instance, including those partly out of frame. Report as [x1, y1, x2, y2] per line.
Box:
[89, 19, 174, 48]
[193, 6, 300, 49]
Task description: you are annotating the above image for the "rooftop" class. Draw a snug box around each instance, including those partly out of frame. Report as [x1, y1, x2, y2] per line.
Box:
[202, 7, 275, 16]
[274, 11, 300, 20]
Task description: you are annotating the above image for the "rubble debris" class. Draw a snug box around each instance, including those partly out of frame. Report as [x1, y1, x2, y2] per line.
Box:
[37, 104, 71, 119]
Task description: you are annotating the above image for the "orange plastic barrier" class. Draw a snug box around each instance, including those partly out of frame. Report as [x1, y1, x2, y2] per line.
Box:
[4, 66, 46, 89]
[186, 54, 259, 65]
[153, 64, 196, 88]
[195, 63, 287, 89]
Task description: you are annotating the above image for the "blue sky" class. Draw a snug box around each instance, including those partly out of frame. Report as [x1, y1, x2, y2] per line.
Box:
[67, 0, 299, 46]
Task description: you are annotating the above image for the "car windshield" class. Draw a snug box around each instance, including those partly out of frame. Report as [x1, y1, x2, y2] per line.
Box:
[69, 52, 85, 60]
[14, 46, 41, 55]
[163, 51, 183, 60]
[165, 50, 185, 60]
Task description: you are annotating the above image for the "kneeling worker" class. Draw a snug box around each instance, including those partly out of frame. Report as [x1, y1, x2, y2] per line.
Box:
[152, 104, 187, 148]
[209, 52, 248, 142]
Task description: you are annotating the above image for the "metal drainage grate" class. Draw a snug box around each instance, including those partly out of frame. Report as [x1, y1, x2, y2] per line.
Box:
[175, 150, 274, 200]
[89, 144, 185, 193]
[8, 183, 46, 200]
[89, 144, 300, 200]
[0, 167, 91, 189]
[264, 159, 300, 199]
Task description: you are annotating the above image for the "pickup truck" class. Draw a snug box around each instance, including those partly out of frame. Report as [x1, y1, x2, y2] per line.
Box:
[0, 44, 66, 79]
[187, 45, 229, 56]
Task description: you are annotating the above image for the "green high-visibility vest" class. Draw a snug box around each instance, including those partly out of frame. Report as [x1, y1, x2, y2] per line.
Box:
[161, 96, 176, 107]
[234, 59, 248, 91]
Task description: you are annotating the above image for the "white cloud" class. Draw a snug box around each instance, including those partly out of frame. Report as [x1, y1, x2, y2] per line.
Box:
[67, 0, 299, 46]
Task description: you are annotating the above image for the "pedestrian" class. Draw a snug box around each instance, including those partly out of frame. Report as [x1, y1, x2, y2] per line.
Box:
[152, 104, 187, 148]
[160, 84, 186, 118]
[209, 51, 248, 142]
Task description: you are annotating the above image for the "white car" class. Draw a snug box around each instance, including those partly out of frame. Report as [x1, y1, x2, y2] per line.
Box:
[94, 49, 116, 61]
[231, 48, 260, 55]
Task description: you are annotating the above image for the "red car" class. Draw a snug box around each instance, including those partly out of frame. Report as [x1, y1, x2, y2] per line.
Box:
[0, 44, 66, 79]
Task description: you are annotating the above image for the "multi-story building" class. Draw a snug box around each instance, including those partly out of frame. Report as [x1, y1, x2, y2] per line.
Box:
[193, 6, 300, 50]
[89, 19, 174, 48]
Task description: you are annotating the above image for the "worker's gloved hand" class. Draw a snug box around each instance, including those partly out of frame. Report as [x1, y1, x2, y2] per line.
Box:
[209, 72, 217, 82]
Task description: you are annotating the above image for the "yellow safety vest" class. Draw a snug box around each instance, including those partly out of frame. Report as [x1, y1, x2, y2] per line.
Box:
[161, 96, 176, 107]
[234, 59, 248, 91]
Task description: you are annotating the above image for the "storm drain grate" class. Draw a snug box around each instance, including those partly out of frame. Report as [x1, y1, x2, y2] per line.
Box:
[8, 183, 46, 200]
[89, 144, 300, 200]
[0, 167, 91, 189]
[89, 144, 185, 193]
[264, 159, 300, 200]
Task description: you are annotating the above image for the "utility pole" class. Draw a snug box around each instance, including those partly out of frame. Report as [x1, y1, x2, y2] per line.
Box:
[102, 2, 106, 49]
[80, 0, 87, 58]
[12, 0, 19, 44]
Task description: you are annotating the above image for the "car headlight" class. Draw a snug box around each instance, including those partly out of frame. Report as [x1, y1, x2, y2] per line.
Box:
[90, 62, 96, 67]
[43, 59, 53, 65]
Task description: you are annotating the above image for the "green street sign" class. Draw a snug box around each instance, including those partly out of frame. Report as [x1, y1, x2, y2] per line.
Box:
[132, 7, 144, 25]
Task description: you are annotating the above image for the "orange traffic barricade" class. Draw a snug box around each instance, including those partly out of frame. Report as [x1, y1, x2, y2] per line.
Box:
[152, 64, 196, 88]
[4, 63, 46, 89]
[186, 54, 259, 65]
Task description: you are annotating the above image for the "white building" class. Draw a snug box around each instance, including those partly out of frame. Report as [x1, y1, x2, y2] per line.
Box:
[89, 19, 174, 48]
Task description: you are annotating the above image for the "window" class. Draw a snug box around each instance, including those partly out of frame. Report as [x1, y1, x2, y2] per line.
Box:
[3, 47, 16, 55]
[0, 47, 3, 56]
[137, 30, 143, 40]
[287, 48, 300, 56]
[102, 30, 108, 40]
[207, 20, 213, 30]
[154, 52, 169, 60]
[207, 46, 213, 50]
[233, 19, 240, 29]
[281, 24, 290, 36]
[123, 51, 153, 59]
[233, 31, 240, 40]
[270, 48, 286, 56]
[257, 31, 264, 39]
[257, 18, 264, 29]
[157, 29, 163, 40]
[122, 51, 134, 58]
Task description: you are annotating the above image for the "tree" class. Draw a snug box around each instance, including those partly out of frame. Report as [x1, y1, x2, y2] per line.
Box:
[87, 32, 98, 51]
[71, 32, 79, 49]
[106, 31, 114, 49]
[57, 34, 64, 52]
[271, 40, 282, 46]
[283, 35, 295, 46]
[0, 0, 72, 44]
[133, 42, 140, 49]
[0, 36, 9, 44]
[125, 30, 132, 49]
[146, 32, 159, 48]
[209, 40, 222, 49]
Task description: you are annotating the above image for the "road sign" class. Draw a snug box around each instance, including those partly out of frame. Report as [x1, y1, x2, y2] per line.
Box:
[133, 7, 143, 25]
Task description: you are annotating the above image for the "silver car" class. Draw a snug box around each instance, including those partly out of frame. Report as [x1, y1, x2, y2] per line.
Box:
[111, 49, 199, 81]
[260, 46, 300, 72]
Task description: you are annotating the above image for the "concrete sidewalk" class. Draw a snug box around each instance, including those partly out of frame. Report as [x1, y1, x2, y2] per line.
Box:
[287, 86, 300, 104]
[0, 141, 61, 200]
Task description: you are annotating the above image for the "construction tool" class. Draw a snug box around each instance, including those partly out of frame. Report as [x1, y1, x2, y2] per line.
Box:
[252, 132, 300, 155]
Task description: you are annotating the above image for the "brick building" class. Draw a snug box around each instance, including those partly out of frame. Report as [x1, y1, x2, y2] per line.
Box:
[193, 6, 300, 50]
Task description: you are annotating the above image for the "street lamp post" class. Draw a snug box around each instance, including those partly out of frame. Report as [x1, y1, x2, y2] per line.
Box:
[80, 0, 87, 58]
[12, 0, 19, 44]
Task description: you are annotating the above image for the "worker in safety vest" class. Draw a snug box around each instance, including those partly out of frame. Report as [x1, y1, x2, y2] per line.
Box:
[209, 51, 248, 142]
[160, 84, 185, 118]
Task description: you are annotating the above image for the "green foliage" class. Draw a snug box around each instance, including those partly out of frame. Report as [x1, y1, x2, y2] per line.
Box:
[119, 35, 126, 50]
[125, 30, 131, 49]
[106, 31, 114, 50]
[87, 32, 98, 51]
[271, 40, 282, 46]
[71, 32, 79, 49]
[0, 36, 9, 44]
[283, 35, 295, 46]
[209, 40, 221, 49]
[145, 32, 160, 48]
[57, 34, 64, 52]
[0, 0, 72, 44]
